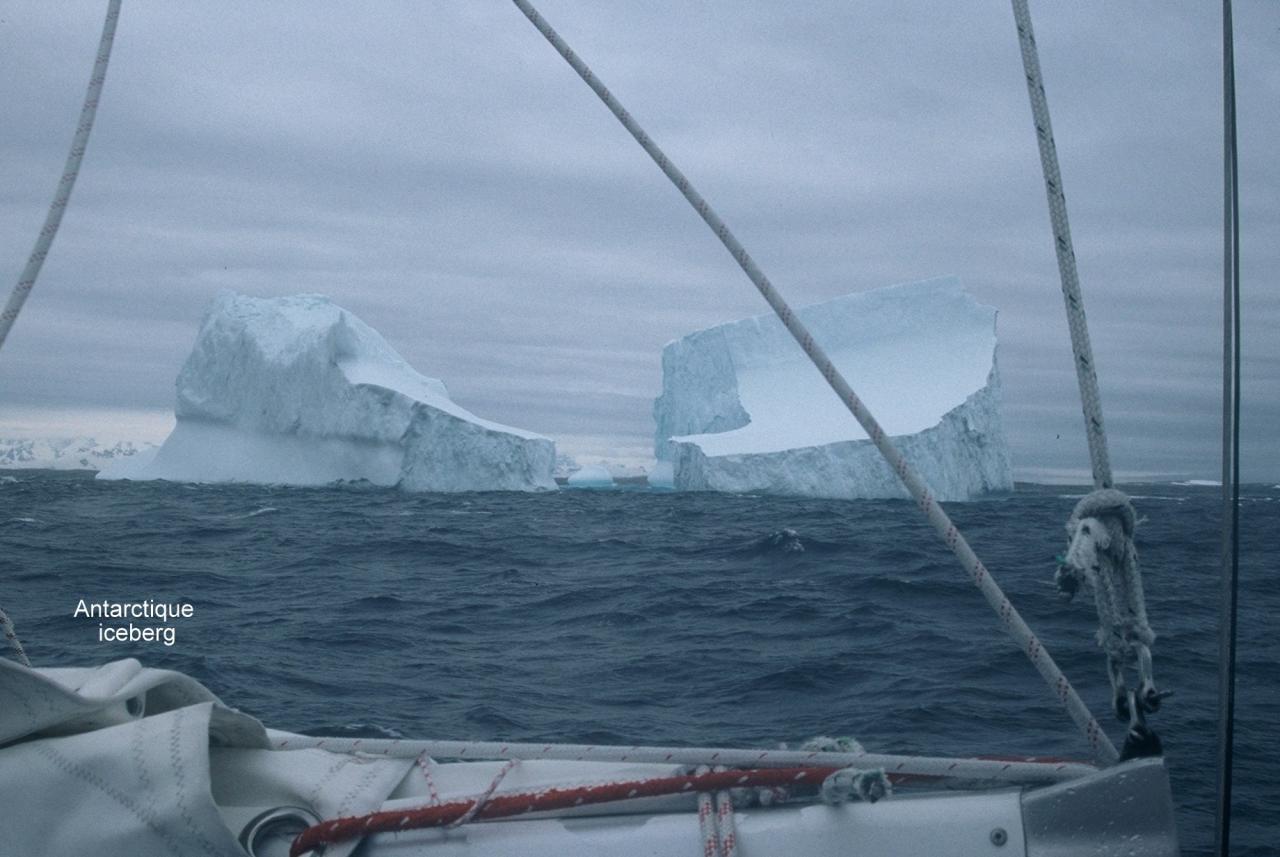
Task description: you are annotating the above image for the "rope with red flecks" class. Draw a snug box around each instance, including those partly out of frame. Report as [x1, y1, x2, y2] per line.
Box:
[268, 734, 1094, 784]
[289, 765, 841, 857]
[715, 788, 739, 857]
[448, 759, 517, 828]
[694, 765, 739, 857]
[697, 790, 717, 857]
[1010, 0, 1113, 491]
[414, 752, 442, 807]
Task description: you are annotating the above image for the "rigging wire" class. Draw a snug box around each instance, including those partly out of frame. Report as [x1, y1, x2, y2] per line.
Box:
[1214, 0, 1242, 853]
[0, 0, 122, 353]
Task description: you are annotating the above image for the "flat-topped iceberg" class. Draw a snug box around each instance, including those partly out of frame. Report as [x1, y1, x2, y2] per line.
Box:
[101, 292, 555, 491]
[653, 277, 1013, 501]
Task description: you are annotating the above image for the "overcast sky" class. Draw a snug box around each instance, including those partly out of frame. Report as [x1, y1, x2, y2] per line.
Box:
[1, 1, 1276, 482]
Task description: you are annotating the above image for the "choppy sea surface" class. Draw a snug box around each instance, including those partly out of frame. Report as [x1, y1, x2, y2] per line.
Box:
[1, 471, 1276, 854]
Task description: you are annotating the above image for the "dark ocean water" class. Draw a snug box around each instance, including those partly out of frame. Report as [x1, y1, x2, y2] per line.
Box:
[1, 471, 1276, 854]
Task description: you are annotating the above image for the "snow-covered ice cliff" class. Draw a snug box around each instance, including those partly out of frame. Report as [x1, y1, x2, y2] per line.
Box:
[101, 293, 555, 491]
[653, 277, 1013, 501]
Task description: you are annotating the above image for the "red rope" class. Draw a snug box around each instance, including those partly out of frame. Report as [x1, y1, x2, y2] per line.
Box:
[290, 765, 842, 856]
[289, 752, 1084, 855]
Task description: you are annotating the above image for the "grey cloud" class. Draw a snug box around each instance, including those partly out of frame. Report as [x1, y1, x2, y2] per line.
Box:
[1, 1, 1276, 480]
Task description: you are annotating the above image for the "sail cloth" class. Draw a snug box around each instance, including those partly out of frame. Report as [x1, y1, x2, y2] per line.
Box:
[0, 658, 412, 857]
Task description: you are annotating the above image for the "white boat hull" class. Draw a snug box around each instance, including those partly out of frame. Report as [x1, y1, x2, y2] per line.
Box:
[2, 659, 1178, 857]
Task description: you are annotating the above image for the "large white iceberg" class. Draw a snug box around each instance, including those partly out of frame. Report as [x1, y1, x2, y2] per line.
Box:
[102, 292, 555, 491]
[653, 277, 1013, 501]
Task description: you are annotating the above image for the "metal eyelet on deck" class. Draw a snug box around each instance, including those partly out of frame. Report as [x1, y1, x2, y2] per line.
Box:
[239, 806, 323, 857]
[990, 826, 1008, 847]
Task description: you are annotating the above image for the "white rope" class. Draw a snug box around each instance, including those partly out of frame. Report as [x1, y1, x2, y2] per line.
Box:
[1059, 489, 1158, 715]
[714, 789, 738, 857]
[415, 752, 443, 806]
[447, 759, 518, 828]
[697, 786, 719, 857]
[1009, 0, 1112, 490]
[267, 734, 1097, 784]
[0, 607, 31, 667]
[509, 0, 1117, 765]
[0, 0, 123, 352]
[1011, 2, 1165, 731]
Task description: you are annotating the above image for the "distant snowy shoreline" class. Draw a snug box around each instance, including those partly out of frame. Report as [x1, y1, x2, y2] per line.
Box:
[0, 437, 156, 472]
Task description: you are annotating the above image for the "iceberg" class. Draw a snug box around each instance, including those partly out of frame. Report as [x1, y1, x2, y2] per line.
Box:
[101, 292, 555, 491]
[653, 277, 1013, 501]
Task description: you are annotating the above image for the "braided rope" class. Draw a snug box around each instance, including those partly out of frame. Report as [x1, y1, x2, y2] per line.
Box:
[510, 0, 1117, 764]
[414, 752, 442, 806]
[0, 0, 122, 352]
[0, 606, 31, 667]
[715, 789, 738, 857]
[268, 734, 1096, 783]
[447, 759, 517, 828]
[698, 766, 737, 857]
[1010, 0, 1112, 490]
[697, 790, 719, 857]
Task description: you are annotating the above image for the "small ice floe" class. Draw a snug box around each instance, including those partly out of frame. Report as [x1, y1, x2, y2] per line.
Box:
[760, 528, 805, 553]
[566, 464, 615, 489]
